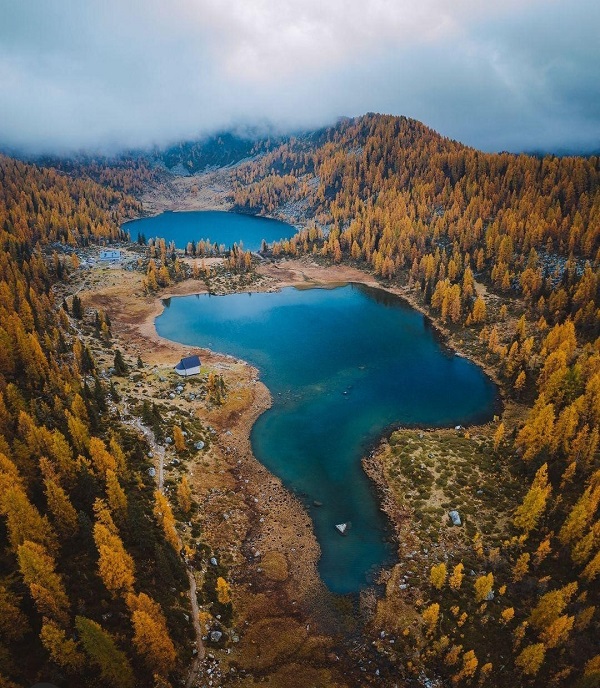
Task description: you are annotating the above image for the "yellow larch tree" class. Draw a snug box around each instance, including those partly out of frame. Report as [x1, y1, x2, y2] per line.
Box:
[154, 491, 179, 550]
[173, 425, 186, 453]
[474, 573, 494, 603]
[422, 602, 440, 634]
[40, 618, 85, 671]
[584, 655, 600, 683]
[89, 436, 117, 477]
[558, 474, 600, 546]
[470, 296, 486, 324]
[93, 500, 135, 597]
[449, 563, 464, 590]
[501, 607, 515, 624]
[105, 469, 128, 524]
[528, 582, 577, 631]
[515, 643, 545, 676]
[452, 649, 478, 685]
[0, 484, 57, 554]
[216, 576, 231, 604]
[516, 395, 555, 462]
[430, 562, 447, 590]
[513, 463, 552, 535]
[65, 410, 90, 453]
[126, 593, 177, 677]
[177, 475, 192, 515]
[512, 553, 530, 582]
[540, 614, 574, 649]
[44, 475, 78, 538]
[17, 540, 70, 623]
[493, 422, 505, 451]
[582, 550, 600, 581]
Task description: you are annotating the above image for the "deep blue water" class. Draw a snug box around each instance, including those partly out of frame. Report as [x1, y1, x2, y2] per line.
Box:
[155, 284, 497, 594]
[123, 210, 296, 251]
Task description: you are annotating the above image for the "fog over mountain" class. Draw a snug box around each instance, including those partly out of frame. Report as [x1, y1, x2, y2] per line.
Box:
[0, 0, 598, 155]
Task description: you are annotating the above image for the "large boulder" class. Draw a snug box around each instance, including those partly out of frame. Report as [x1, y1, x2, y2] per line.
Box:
[448, 510, 462, 526]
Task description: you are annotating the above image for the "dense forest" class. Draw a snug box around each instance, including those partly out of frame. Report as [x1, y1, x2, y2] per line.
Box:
[0, 156, 195, 687]
[231, 115, 600, 686]
[0, 113, 599, 687]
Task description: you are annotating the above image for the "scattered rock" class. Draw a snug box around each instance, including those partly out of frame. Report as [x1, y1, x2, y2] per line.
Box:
[210, 630, 223, 643]
[335, 522, 349, 535]
[448, 510, 462, 526]
[148, 467, 156, 478]
[210, 557, 218, 566]
[195, 440, 205, 450]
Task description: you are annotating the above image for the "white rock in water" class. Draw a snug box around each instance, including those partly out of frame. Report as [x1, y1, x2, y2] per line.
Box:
[448, 510, 462, 526]
[335, 523, 348, 535]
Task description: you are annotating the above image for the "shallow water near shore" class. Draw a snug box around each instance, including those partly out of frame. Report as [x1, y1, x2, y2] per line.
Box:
[156, 284, 497, 594]
[123, 210, 296, 251]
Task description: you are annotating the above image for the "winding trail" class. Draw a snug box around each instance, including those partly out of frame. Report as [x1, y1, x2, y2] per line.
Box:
[185, 570, 205, 687]
[127, 412, 205, 686]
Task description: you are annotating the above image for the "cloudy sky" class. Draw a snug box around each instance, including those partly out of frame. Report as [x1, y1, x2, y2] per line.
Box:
[1, 0, 598, 154]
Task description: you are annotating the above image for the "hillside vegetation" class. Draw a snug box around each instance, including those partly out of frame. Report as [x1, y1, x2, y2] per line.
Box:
[0, 156, 194, 687]
[0, 113, 599, 687]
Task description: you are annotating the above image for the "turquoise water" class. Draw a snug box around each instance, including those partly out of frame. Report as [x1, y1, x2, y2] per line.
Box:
[123, 210, 296, 251]
[155, 284, 497, 594]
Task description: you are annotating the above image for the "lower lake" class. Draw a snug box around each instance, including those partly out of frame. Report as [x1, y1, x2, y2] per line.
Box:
[155, 284, 498, 594]
[123, 210, 296, 251]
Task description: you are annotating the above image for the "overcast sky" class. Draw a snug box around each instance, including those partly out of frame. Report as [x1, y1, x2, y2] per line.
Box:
[0, 0, 598, 155]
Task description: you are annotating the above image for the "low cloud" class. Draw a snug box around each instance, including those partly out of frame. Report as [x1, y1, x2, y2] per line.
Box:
[0, 0, 598, 154]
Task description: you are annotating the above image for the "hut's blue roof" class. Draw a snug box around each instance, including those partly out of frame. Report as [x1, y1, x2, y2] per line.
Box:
[175, 355, 201, 370]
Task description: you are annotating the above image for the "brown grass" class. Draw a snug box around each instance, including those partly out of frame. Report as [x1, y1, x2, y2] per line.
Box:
[235, 617, 308, 671]
[261, 551, 289, 582]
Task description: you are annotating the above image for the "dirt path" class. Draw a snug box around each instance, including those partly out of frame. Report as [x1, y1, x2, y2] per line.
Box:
[125, 411, 206, 684]
[185, 571, 205, 687]
[129, 415, 165, 490]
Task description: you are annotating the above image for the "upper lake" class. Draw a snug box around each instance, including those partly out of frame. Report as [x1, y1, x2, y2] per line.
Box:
[123, 210, 296, 251]
[155, 284, 498, 594]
